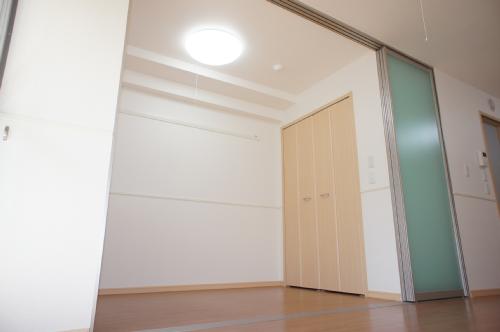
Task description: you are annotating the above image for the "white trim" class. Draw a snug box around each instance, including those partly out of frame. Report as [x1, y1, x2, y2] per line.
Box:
[110, 192, 282, 210]
[360, 186, 390, 194]
[453, 192, 497, 203]
[119, 110, 260, 141]
[0, 111, 112, 134]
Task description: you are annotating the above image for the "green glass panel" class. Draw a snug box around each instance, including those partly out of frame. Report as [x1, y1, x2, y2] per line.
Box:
[387, 54, 463, 294]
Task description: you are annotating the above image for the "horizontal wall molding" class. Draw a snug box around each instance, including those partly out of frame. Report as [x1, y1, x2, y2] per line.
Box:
[470, 288, 500, 298]
[110, 188, 393, 211]
[360, 186, 390, 194]
[0, 111, 113, 135]
[365, 291, 401, 302]
[453, 192, 497, 203]
[110, 192, 282, 210]
[119, 110, 260, 141]
[99, 281, 284, 295]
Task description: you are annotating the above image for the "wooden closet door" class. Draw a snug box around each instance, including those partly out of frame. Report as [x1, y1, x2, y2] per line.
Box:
[312, 109, 340, 292]
[330, 97, 367, 295]
[297, 117, 319, 289]
[282, 125, 301, 286]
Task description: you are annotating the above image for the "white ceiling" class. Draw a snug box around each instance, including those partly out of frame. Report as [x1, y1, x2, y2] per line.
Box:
[126, 0, 370, 96]
[302, 0, 500, 97]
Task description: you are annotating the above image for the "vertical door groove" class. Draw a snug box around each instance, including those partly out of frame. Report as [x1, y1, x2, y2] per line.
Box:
[297, 118, 319, 289]
[282, 125, 301, 286]
[330, 97, 367, 294]
[313, 109, 340, 292]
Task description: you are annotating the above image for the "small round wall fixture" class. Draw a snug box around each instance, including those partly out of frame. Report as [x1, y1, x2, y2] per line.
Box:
[185, 29, 243, 66]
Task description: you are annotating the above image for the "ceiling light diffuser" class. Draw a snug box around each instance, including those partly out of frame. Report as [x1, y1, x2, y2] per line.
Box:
[185, 29, 243, 66]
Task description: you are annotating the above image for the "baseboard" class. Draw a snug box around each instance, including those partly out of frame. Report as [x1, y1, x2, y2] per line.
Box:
[470, 288, 500, 298]
[99, 281, 284, 295]
[366, 291, 401, 301]
[61, 329, 89, 332]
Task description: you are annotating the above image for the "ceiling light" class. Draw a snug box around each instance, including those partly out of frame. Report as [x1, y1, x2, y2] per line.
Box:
[272, 64, 284, 71]
[185, 29, 243, 66]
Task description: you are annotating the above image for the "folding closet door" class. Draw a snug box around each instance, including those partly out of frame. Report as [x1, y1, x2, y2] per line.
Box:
[282, 96, 366, 293]
[296, 117, 319, 289]
[282, 125, 301, 287]
[312, 109, 340, 292]
[330, 98, 366, 294]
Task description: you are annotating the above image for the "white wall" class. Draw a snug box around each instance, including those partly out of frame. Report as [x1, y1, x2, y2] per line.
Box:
[434, 70, 500, 291]
[99, 88, 283, 289]
[100, 52, 402, 295]
[284, 52, 402, 294]
[0, 1, 129, 331]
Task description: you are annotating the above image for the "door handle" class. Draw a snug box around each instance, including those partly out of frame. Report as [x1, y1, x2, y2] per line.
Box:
[303, 197, 312, 202]
[320, 193, 330, 198]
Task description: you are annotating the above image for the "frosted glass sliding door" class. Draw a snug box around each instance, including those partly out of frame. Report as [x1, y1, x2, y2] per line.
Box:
[382, 50, 465, 301]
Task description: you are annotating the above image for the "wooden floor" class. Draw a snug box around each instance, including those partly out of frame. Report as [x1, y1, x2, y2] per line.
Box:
[93, 287, 500, 331]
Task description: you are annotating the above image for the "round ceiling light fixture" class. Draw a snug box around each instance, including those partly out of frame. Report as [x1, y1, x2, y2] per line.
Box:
[185, 29, 243, 66]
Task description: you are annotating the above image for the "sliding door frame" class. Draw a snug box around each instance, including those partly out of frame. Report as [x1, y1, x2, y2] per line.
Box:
[376, 49, 415, 301]
[377, 48, 469, 301]
[267, 0, 469, 302]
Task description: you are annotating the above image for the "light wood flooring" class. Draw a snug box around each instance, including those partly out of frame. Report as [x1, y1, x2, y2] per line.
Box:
[93, 286, 500, 331]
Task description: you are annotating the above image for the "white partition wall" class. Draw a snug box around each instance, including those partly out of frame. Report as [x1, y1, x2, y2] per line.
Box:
[434, 71, 500, 292]
[99, 89, 284, 289]
[0, 1, 129, 331]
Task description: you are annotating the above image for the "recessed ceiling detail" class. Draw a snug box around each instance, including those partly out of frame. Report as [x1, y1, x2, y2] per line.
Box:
[127, 0, 370, 94]
[125, 0, 372, 121]
[125, 45, 297, 109]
